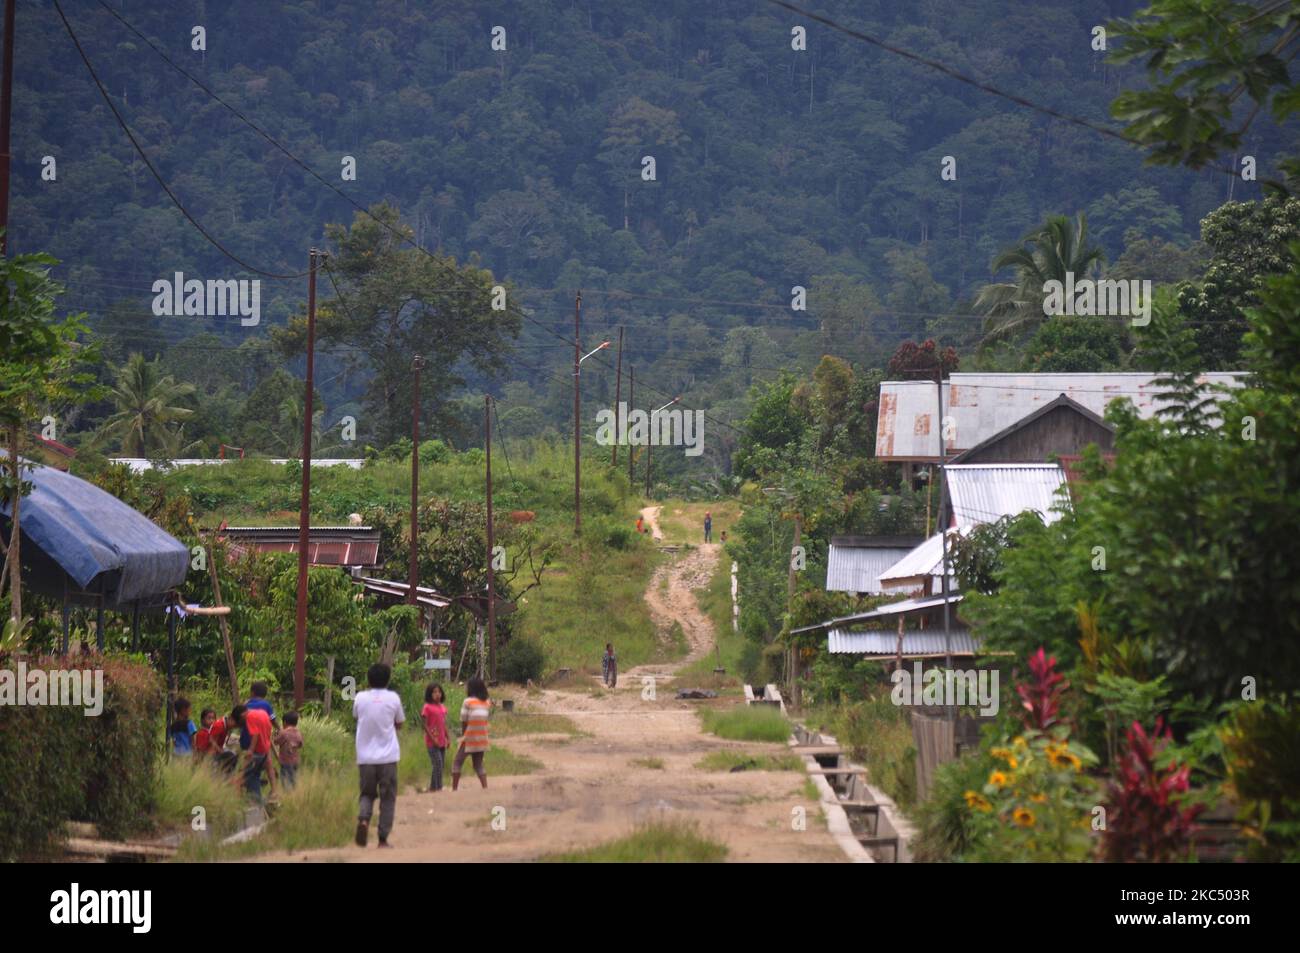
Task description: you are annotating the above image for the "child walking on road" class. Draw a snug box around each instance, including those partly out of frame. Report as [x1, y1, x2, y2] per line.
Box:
[452, 678, 491, 791]
[602, 643, 618, 688]
[422, 683, 449, 792]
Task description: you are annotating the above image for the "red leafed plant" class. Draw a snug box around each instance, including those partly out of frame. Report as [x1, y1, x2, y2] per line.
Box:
[1017, 647, 1069, 732]
[1102, 718, 1204, 862]
[887, 339, 959, 379]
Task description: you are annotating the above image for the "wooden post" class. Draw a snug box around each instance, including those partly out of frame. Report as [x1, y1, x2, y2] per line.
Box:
[206, 545, 240, 707]
[323, 655, 335, 717]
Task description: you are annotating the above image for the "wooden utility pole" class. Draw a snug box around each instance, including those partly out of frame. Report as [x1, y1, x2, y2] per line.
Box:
[1, 0, 17, 625]
[485, 394, 496, 681]
[787, 512, 802, 710]
[293, 248, 319, 709]
[409, 355, 426, 607]
[0, 0, 14, 256]
[206, 545, 240, 706]
[627, 365, 635, 485]
[573, 291, 582, 535]
[612, 326, 623, 466]
[645, 427, 653, 497]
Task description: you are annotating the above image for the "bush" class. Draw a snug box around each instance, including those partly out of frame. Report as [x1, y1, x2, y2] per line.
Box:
[498, 637, 546, 684]
[419, 439, 450, 464]
[0, 653, 162, 859]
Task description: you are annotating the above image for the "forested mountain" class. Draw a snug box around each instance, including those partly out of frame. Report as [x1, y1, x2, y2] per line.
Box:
[11, 0, 1291, 466]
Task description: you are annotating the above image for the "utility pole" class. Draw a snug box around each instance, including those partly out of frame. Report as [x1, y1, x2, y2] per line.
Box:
[573, 290, 582, 535]
[935, 361, 954, 728]
[485, 394, 496, 681]
[408, 355, 425, 607]
[0, 0, 15, 256]
[627, 365, 635, 485]
[293, 248, 320, 709]
[645, 434, 652, 498]
[612, 326, 623, 466]
[0, 0, 16, 626]
[787, 512, 802, 711]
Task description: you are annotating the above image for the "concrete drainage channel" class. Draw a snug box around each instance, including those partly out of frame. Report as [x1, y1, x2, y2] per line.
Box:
[790, 724, 915, 863]
[744, 683, 786, 713]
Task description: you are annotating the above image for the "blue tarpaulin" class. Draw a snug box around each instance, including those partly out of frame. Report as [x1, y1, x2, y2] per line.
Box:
[1, 453, 189, 606]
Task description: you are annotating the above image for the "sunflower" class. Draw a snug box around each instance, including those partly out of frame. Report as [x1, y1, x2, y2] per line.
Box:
[991, 747, 1019, 769]
[1013, 736, 1028, 749]
[1012, 807, 1036, 827]
[1047, 746, 1083, 771]
[988, 770, 1010, 788]
[964, 790, 993, 812]
[1030, 792, 1048, 804]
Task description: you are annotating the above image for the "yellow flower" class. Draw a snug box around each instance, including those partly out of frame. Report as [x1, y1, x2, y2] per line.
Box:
[1030, 793, 1048, 804]
[988, 770, 1010, 789]
[1013, 736, 1028, 749]
[991, 747, 1019, 769]
[1012, 807, 1036, 828]
[964, 790, 993, 812]
[1047, 746, 1083, 771]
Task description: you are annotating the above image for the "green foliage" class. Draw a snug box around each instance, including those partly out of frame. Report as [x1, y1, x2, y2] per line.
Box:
[0, 654, 162, 859]
[497, 637, 546, 684]
[1222, 698, 1300, 862]
[1109, 0, 1300, 181]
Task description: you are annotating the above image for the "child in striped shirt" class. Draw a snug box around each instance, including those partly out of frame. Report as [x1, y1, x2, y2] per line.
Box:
[451, 677, 490, 790]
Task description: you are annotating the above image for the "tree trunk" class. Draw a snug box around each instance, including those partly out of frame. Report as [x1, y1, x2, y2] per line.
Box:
[8, 427, 21, 623]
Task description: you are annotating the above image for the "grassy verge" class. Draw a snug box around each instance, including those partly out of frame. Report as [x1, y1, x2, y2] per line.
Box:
[516, 540, 663, 670]
[806, 694, 918, 811]
[695, 750, 802, 772]
[699, 705, 790, 743]
[541, 820, 727, 863]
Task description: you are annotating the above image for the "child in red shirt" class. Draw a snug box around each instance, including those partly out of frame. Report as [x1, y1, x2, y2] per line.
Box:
[194, 708, 217, 757]
[421, 684, 449, 792]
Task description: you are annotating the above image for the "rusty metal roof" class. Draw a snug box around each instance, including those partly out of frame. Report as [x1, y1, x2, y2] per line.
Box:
[875, 372, 1246, 461]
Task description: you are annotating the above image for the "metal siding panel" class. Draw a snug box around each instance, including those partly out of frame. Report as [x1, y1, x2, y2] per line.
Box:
[826, 545, 915, 593]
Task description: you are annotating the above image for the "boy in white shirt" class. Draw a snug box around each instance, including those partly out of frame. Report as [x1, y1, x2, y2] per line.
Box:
[353, 663, 405, 848]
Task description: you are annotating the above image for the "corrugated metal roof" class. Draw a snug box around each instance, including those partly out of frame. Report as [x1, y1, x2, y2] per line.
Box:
[826, 542, 917, 593]
[791, 593, 963, 634]
[875, 372, 1246, 460]
[945, 463, 1068, 525]
[827, 629, 982, 656]
[878, 528, 967, 591]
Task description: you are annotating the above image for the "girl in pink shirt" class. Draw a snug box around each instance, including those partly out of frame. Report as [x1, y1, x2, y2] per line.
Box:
[421, 684, 450, 792]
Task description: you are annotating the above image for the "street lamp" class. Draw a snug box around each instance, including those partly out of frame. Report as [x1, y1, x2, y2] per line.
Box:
[645, 396, 680, 497]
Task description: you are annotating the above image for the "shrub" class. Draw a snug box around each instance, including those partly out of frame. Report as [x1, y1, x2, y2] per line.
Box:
[1102, 718, 1204, 862]
[419, 439, 450, 464]
[0, 653, 162, 858]
[498, 637, 546, 684]
[1222, 699, 1300, 861]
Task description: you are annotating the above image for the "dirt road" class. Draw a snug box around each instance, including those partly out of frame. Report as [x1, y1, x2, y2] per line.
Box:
[282, 509, 843, 863]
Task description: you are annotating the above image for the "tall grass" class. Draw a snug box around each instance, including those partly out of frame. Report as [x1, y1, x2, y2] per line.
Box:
[698, 705, 790, 742]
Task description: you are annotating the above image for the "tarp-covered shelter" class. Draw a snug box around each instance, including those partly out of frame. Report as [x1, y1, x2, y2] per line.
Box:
[1, 452, 189, 609]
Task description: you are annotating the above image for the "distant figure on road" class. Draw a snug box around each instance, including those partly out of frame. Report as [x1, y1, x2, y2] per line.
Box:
[636, 515, 644, 534]
[704, 511, 712, 543]
[602, 643, 618, 688]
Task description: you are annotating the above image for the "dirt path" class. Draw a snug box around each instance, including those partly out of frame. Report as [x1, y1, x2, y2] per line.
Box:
[278, 511, 844, 863]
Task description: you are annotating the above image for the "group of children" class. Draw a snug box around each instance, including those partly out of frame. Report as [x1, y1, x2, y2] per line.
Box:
[417, 679, 491, 793]
[169, 681, 304, 802]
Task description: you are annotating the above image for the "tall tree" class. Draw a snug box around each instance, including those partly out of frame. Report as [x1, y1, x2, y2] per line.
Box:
[95, 353, 196, 458]
[975, 213, 1106, 343]
[274, 204, 521, 447]
[0, 249, 93, 623]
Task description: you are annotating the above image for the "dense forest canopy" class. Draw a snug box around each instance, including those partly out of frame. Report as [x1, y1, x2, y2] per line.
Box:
[10, 0, 1295, 467]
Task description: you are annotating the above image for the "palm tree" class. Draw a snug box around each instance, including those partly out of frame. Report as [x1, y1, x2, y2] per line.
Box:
[976, 212, 1106, 343]
[95, 353, 196, 457]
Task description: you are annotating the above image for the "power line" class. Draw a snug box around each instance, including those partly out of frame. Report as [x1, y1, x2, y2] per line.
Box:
[51, 0, 310, 280]
[767, 0, 1244, 180]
